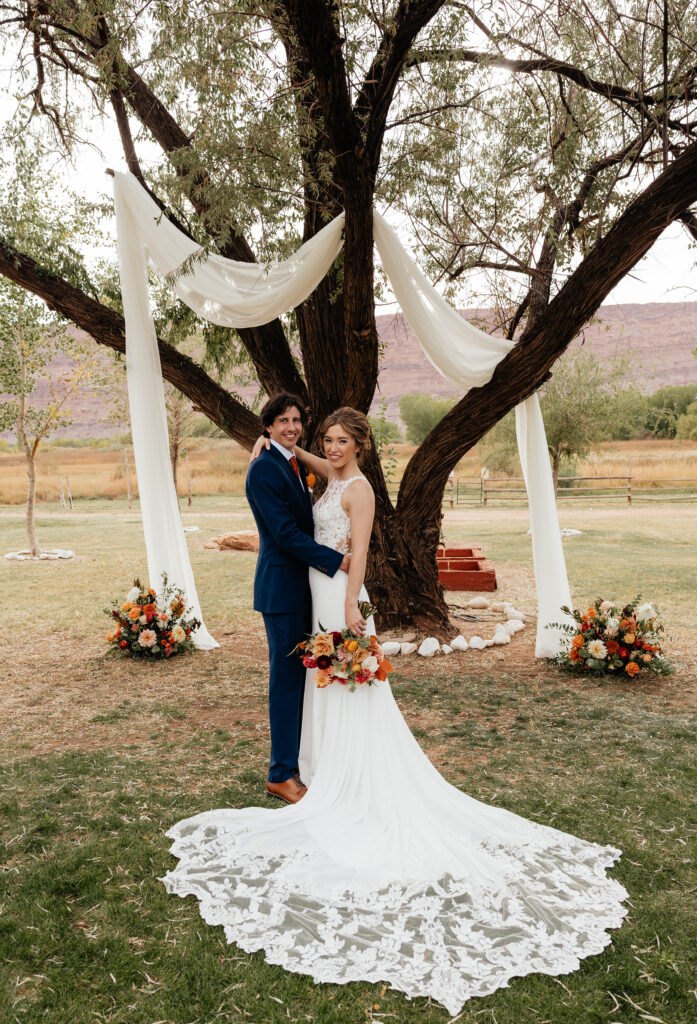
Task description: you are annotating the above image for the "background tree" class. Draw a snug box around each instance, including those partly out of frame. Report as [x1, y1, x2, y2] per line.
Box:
[399, 394, 457, 445]
[1, 1, 697, 627]
[676, 400, 697, 440]
[643, 384, 697, 438]
[0, 282, 104, 555]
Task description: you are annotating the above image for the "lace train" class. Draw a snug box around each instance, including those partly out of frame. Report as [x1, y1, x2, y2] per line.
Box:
[162, 814, 627, 1015]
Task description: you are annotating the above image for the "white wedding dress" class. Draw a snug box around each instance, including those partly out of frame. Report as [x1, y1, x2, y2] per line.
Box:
[161, 476, 628, 1016]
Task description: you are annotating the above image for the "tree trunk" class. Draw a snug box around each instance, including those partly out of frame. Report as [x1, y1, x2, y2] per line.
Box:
[551, 451, 560, 495]
[17, 333, 40, 557]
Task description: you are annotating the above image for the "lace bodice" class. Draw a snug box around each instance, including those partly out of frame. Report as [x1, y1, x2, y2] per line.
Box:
[313, 475, 365, 554]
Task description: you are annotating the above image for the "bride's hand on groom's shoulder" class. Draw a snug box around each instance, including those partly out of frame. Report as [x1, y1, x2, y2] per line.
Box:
[249, 434, 270, 462]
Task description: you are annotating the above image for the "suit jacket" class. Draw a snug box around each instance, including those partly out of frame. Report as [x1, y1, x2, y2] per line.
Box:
[245, 445, 343, 614]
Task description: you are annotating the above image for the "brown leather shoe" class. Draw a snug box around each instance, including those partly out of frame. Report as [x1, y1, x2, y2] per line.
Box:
[266, 776, 307, 805]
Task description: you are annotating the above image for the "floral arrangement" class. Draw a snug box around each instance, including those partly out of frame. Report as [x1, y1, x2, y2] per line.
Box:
[104, 574, 201, 658]
[296, 602, 394, 691]
[549, 597, 673, 678]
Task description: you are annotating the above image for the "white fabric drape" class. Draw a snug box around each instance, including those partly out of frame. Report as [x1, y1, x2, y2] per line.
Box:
[516, 397, 573, 655]
[372, 212, 573, 654]
[113, 175, 218, 649]
[112, 170, 572, 656]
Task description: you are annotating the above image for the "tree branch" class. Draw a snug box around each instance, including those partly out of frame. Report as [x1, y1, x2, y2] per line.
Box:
[0, 237, 261, 448]
[397, 137, 697, 526]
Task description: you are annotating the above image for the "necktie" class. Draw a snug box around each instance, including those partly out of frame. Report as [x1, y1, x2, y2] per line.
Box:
[290, 455, 301, 479]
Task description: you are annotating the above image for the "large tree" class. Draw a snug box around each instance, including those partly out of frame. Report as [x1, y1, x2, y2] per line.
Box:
[0, 0, 696, 628]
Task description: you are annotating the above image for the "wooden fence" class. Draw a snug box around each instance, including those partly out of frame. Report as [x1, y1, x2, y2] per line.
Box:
[452, 475, 697, 506]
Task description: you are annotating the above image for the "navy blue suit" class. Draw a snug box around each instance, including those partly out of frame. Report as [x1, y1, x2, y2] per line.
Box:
[246, 445, 343, 782]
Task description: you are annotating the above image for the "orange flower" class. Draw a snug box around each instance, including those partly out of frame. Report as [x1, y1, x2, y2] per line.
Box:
[312, 634, 335, 657]
[105, 631, 114, 643]
[620, 618, 634, 631]
[569, 648, 580, 662]
[315, 671, 330, 688]
[345, 639, 359, 653]
[571, 634, 585, 649]
[623, 633, 635, 645]
[586, 608, 597, 618]
[377, 659, 393, 679]
[625, 661, 640, 677]
[606, 639, 619, 654]
[121, 601, 133, 612]
[351, 647, 369, 665]
[642, 653, 652, 663]
[148, 588, 156, 596]
[128, 606, 141, 621]
[143, 602, 157, 616]
[306, 472, 316, 488]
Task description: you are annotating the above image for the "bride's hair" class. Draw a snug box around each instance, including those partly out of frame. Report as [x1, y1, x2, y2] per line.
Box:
[320, 407, 373, 462]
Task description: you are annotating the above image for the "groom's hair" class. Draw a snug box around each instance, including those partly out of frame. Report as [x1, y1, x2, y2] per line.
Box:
[260, 393, 308, 431]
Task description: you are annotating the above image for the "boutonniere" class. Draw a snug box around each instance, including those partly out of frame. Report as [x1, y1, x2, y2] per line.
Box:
[306, 472, 316, 489]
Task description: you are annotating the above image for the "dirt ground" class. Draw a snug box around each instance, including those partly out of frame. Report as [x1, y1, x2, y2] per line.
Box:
[3, 557, 695, 766]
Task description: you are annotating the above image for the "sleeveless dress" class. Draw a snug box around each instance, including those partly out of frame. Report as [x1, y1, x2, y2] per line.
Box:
[161, 475, 628, 1016]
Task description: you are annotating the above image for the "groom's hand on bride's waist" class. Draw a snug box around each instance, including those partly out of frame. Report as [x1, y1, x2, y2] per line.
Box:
[339, 554, 351, 574]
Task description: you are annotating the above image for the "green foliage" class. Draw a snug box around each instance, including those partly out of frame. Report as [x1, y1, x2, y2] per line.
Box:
[676, 400, 697, 440]
[644, 385, 697, 439]
[399, 394, 456, 445]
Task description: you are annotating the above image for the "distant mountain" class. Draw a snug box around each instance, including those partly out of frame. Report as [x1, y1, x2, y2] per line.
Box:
[3, 302, 695, 439]
[372, 301, 697, 424]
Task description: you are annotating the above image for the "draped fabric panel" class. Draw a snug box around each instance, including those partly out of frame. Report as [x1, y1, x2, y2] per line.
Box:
[112, 171, 572, 656]
[113, 176, 218, 649]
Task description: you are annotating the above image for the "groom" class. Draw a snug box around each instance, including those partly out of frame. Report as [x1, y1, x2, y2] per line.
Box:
[246, 394, 349, 805]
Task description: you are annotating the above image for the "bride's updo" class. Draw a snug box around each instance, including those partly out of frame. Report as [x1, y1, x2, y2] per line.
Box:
[320, 407, 373, 462]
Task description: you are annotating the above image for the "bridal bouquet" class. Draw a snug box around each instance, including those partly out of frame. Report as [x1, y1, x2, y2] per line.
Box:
[549, 597, 673, 678]
[104, 574, 200, 658]
[296, 602, 394, 691]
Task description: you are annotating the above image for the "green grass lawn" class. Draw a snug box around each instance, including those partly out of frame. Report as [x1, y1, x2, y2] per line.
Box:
[1, 502, 696, 1023]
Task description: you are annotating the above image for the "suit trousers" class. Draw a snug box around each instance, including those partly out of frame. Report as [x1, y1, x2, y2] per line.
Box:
[262, 609, 310, 783]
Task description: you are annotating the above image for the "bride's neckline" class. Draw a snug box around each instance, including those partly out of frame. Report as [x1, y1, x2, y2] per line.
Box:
[327, 473, 366, 486]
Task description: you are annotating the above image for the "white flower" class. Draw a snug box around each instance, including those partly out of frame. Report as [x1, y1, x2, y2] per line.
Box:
[599, 600, 614, 612]
[605, 616, 619, 637]
[362, 655, 379, 673]
[139, 614, 147, 625]
[636, 602, 656, 622]
[137, 629, 157, 648]
[127, 586, 141, 603]
[587, 640, 607, 659]
[171, 625, 186, 644]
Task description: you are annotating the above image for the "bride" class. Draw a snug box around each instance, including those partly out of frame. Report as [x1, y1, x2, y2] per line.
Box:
[161, 407, 628, 1016]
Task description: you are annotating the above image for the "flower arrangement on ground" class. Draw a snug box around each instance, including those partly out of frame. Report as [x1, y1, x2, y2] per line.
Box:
[549, 597, 673, 678]
[296, 602, 394, 691]
[104, 574, 201, 658]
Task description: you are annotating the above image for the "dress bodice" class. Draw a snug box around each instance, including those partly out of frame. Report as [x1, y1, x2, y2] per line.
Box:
[313, 475, 364, 554]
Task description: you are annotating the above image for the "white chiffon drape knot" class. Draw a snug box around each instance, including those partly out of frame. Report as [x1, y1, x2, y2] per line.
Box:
[161, 475, 628, 1016]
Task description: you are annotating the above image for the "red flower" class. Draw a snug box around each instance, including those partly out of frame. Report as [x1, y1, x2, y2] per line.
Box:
[581, 622, 591, 631]
[331, 631, 343, 645]
[619, 647, 629, 659]
[303, 656, 318, 668]
[119, 640, 127, 648]
[316, 654, 332, 671]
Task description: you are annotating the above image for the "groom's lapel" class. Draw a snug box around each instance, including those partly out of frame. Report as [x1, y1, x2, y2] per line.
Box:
[268, 444, 308, 504]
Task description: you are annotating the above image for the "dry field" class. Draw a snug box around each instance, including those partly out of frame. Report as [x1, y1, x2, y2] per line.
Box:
[1, 437, 696, 506]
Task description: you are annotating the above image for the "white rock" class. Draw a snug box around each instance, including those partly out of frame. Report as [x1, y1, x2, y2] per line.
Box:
[418, 637, 440, 658]
[450, 635, 469, 652]
[485, 638, 495, 646]
[507, 619, 525, 633]
[400, 642, 418, 655]
[493, 632, 510, 645]
[507, 609, 526, 622]
[441, 644, 453, 655]
[381, 641, 401, 657]
[468, 635, 486, 650]
[467, 596, 490, 609]
[491, 601, 507, 613]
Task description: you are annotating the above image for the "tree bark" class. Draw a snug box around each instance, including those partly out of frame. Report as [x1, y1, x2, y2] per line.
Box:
[551, 451, 560, 496]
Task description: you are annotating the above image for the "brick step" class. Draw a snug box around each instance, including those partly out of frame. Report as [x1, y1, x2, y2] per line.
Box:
[438, 567, 497, 591]
[438, 546, 484, 559]
[436, 558, 481, 571]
